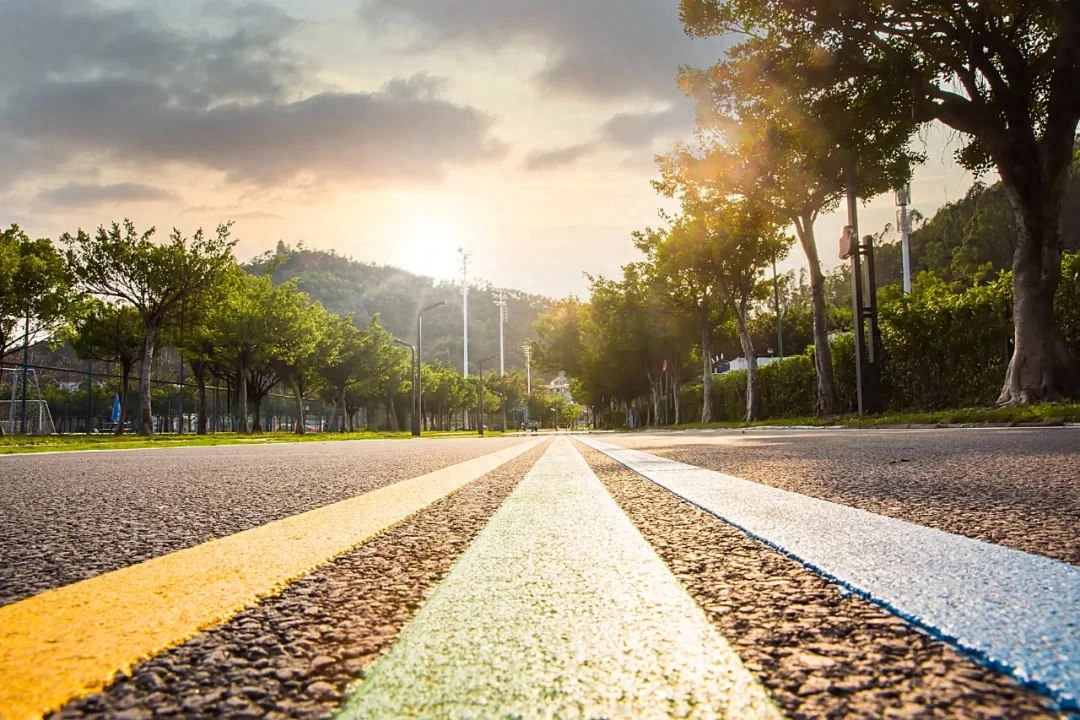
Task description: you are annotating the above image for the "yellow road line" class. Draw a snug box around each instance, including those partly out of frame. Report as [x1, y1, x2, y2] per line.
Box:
[0, 438, 544, 720]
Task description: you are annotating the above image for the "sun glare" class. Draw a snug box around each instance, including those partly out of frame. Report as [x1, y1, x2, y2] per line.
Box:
[396, 212, 468, 282]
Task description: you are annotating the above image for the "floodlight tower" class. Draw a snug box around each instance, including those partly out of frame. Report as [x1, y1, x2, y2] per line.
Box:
[494, 290, 508, 376]
[458, 248, 471, 377]
[896, 185, 913, 294]
[522, 342, 532, 424]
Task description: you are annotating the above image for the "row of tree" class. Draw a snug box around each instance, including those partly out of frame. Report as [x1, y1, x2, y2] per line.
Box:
[532, 0, 1080, 422]
[1, 221, 565, 436]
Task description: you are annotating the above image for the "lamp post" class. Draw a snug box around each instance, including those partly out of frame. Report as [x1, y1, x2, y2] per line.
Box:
[393, 338, 416, 435]
[416, 301, 446, 436]
[549, 407, 557, 433]
[522, 343, 532, 424]
[476, 356, 496, 437]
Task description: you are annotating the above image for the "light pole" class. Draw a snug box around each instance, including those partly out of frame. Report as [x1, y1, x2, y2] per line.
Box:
[459, 249, 470, 378]
[772, 257, 784, 359]
[416, 301, 446, 436]
[522, 343, 532, 424]
[549, 407, 557, 432]
[494, 290, 507, 376]
[476, 356, 496, 437]
[393, 338, 416, 435]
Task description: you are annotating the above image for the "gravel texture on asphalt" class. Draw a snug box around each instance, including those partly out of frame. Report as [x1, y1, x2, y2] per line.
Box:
[342, 438, 778, 719]
[611, 428, 1080, 566]
[49, 440, 549, 720]
[0, 437, 529, 606]
[578, 444, 1064, 720]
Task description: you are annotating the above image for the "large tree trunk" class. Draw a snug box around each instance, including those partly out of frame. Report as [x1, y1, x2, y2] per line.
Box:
[797, 216, 839, 415]
[237, 356, 249, 434]
[138, 323, 157, 436]
[997, 174, 1080, 404]
[701, 320, 714, 423]
[339, 388, 349, 433]
[737, 314, 760, 422]
[116, 365, 130, 435]
[291, 377, 305, 435]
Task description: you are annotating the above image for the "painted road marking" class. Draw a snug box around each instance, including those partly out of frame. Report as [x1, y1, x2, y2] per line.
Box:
[339, 438, 780, 719]
[0, 438, 544, 720]
[579, 436, 1080, 712]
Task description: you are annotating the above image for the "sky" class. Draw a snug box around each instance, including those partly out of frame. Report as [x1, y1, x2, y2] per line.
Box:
[0, 0, 978, 298]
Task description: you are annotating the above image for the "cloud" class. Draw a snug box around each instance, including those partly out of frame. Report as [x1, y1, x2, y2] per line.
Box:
[524, 143, 597, 172]
[0, 2, 505, 189]
[361, 0, 727, 102]
[37, 182, 179, 208]
[600, 105, 696, 148]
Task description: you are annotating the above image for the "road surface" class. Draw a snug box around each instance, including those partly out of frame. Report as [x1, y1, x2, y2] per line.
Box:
[0, 428, 1076, 718]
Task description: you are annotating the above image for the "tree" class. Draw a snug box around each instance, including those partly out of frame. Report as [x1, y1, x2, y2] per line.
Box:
[663, 47, 920, 414]
[208, 269, 305, 434]
[681, 0, 1080, 403]
[318, 316, 366, 432]
[0, 227, 74, 360]
[69, 302, 144, 434]
[64, 220, 236, 434]
[634, 221, 727, 422]
[681, 195, 793, 421]
[269, 302, 336, 435]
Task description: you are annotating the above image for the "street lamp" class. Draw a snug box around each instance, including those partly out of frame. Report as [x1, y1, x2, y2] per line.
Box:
[476, 356, 496, 437]
[549, 407, 557, 432]
[416, 300, 447, 436]
[393, 338, 416, 435]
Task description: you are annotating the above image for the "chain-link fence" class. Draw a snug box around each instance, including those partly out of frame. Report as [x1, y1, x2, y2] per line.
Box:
[0, 345, 332, 435]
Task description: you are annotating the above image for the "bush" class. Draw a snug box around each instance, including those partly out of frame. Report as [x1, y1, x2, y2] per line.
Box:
[675, 252, 1080, 421]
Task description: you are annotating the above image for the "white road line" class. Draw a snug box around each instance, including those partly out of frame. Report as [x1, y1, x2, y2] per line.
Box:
[579, 436, 1080, 712]
[338, 437, 780, 719]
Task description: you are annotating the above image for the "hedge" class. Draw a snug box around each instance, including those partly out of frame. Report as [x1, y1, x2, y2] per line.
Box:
[678, 252, 1080, 421]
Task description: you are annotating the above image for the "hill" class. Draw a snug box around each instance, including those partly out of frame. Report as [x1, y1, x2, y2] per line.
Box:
[245, 242, 551, 374]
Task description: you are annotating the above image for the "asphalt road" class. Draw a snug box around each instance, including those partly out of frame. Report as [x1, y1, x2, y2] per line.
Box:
[0, 437, 530, 606]
[3, 427, 1077, 719]
[606, 427, 1080, 566]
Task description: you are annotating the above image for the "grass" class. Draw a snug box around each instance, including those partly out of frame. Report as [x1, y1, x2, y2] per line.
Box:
[650, 402, 1080, 432]
[0, 428, 514, 454]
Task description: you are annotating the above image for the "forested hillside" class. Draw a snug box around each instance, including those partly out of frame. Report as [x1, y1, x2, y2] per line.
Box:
[875, 163, 1080, 287]
[246, 242, 550, 374]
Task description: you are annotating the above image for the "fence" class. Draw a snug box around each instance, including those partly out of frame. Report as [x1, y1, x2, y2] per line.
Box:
[0, 352, 332, 436]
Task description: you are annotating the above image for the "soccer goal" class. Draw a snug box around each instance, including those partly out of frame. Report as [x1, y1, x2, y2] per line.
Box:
[0, 368, 57, 435]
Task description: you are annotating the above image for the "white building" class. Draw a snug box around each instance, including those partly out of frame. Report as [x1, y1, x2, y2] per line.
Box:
[716, 356, 784, 375]
[546, 372, 573, 402]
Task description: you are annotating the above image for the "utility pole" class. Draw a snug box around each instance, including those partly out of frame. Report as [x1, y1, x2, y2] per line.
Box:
[494, 290, 507, 376]
[459, 248, 470, 378]
[896, 185, 912, 294]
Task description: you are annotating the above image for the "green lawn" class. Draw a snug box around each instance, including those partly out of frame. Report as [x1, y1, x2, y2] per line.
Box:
[661, 402, 1080, 431]
[0, 429, 514, 454]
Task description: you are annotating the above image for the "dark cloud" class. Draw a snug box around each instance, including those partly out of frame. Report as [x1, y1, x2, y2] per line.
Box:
[361, 0, 726, 102]
[600, 105, 696, 148]
[37, 182, 178, 208]
[0, 1, 505, 189]
[524, 143, 597, 172]
[4, 75, 504, 186]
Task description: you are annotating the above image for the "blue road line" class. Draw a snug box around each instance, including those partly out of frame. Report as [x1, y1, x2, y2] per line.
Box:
[579, 437, 1080, 712]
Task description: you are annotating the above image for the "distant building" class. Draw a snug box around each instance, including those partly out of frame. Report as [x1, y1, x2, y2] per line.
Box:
[546, 372, 573, 402]
[715, 356, 783, 375]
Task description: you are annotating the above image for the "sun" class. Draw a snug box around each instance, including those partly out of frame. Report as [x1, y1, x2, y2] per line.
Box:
[397, 214, 468, 282]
